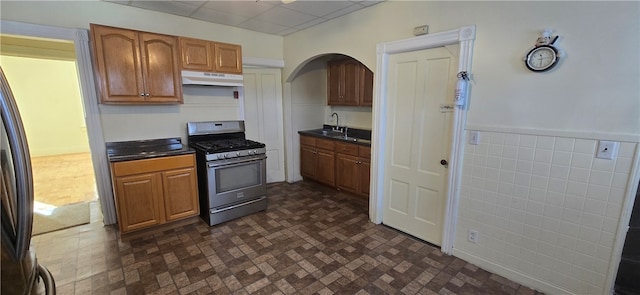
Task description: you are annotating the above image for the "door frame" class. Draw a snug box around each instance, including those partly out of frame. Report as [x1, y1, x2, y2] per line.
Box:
[371, 26, 476, 254]
[1, 20, 117, 224]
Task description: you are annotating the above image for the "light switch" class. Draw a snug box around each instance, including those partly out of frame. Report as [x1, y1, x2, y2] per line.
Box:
[596, 140, 619, 160]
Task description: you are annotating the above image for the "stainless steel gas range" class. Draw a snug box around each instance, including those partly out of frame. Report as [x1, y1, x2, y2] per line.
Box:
[187, 121, 267, 226]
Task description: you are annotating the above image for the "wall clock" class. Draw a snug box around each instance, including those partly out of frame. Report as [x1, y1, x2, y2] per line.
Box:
[524, 31, 561, 72]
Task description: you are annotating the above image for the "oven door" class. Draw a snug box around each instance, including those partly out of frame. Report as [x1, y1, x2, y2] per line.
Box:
[206, 154, 267, 208]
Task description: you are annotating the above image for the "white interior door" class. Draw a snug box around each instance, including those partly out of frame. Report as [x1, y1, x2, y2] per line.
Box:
[382, 47, 457, 245]
[243, 68, 286, 183]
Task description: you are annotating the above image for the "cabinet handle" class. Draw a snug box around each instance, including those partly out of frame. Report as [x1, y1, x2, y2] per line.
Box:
[140, 93, 145, 96]
[145, 93, 150, 97]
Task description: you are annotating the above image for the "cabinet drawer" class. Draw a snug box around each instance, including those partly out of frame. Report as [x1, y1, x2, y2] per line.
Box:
[112, 154, 195, 177]
[359, 146, 371, 158]
[316, 138, 335, 151]
[300, 135, 316, 147]
[335, 142, 358, 156]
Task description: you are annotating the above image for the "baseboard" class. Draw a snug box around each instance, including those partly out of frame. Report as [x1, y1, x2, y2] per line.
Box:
[453, 248, 575, 295]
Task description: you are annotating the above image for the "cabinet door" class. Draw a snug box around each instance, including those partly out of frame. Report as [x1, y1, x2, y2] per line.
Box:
[359, 159, 371, 196]
[316, 149, 335, 186]
[179, 37, 213, 71]
[341, 60, 360, 106]
[327, 61, 342, 105]
[336, 153, 359, 193]
[91, 24, 145, 103]
[162, 167, 199, 221]
[140, 32, 183, 103]
[115, 173, 164, 232]
[360, 65, 374, 106]
[300, 145, 317, 179]
[213, 42, 243, 74]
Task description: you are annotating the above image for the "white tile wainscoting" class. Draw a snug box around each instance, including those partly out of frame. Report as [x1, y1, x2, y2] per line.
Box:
[453, 130, 638, 295]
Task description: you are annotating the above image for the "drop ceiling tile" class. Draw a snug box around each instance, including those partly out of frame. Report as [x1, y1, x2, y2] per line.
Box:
[282, 1, 354, 17]
[322, 3, 363, 19]
[275, 27, 298, 36]
[359, 0, 384, 7]
[201, 0, 276, 18]
[103, 0, 384, 36]
[294, 17, 328, 30]
[253, 6, 317, 27]
[130, 1, 200, 16]
[191, 7, 248, 26]
[236, 18, 289, 35]
[103, 0, 132, 4]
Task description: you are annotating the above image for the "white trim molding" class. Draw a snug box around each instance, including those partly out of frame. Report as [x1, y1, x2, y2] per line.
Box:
[243, 57, 285, 68]
[467, 124, 640, 143]
[1, 20, 117, 225]
[371, 25, 476, 255]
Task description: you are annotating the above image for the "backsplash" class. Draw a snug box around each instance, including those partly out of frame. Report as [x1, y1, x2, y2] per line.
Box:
[454, 130, 637, 294]
[321, 124, 371, 140]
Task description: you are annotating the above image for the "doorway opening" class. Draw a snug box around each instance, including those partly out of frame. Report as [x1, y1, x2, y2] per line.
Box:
[0, 34, 101, 234]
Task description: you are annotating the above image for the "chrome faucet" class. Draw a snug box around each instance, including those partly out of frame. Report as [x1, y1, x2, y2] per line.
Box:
[331, 112, 339, 131]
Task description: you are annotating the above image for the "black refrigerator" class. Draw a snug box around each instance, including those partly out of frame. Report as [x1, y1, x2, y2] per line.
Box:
[0, 67, 55, 294]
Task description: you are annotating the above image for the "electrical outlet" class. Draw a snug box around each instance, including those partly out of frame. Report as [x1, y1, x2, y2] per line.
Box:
[469, 131, 480, 145]
[413, 25, 429, 36]
[468, 230, 478, 243]
[596, 140, 619, 160]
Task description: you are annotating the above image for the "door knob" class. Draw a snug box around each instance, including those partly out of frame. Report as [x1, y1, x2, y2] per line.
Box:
[440, 159, 448, 166]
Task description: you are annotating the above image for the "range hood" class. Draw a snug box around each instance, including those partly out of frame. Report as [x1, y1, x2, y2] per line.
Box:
[181, 70, 243, 87]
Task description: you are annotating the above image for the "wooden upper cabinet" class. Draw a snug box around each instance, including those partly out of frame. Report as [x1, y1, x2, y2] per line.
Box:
[213, 42, 242, 74]
[90, 24, 183, 104]
[91, 25, 145, 103]
[179, 37, 213, 72]
[140, 32, 183, 103]
[327, 58, 373, 106]
[180, 37, 243, 74]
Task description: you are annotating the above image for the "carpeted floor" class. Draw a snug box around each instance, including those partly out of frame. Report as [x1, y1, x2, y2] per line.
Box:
[32, 201, 90, 236]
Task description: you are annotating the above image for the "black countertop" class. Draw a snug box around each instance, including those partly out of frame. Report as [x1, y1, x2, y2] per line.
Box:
[298, 125, 372, 147]
[106, 137, 195, 162]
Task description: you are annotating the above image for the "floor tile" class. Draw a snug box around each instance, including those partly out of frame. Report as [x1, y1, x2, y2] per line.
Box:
[31, 181, 544, 294]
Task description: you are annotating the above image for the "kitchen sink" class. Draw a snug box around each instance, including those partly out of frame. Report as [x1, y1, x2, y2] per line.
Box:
[302, 128, 371, 144]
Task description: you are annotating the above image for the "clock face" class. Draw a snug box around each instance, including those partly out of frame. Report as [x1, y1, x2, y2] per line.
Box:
[525, 45, 559, 72]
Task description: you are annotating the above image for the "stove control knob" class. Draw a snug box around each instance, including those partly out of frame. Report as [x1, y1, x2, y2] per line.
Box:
[237, 152, 240, 156]
[217, 154, 225, 160]
[248, 150, 254, 155]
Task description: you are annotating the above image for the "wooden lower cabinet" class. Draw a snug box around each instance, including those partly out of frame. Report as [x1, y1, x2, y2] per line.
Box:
[161, 167, 199, 221]
[335, 143, 371, 197]
[111, 154, 199, 233]
[300, 136, 335, 187]
[115, 173, 164, 232]
[300, 135, 370, 197]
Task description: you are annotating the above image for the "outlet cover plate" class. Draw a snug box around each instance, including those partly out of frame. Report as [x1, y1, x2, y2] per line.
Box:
[469, 131, 480, 145]
[596, 140, 619, 160]
[468, 230, 478, 243]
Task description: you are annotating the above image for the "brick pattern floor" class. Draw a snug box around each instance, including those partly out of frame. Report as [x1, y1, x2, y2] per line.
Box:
[31, 181, 543, 294]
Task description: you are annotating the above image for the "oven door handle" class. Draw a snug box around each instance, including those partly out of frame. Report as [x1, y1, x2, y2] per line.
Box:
[210, 196, 267, 214]
[207, 154, 267, 168]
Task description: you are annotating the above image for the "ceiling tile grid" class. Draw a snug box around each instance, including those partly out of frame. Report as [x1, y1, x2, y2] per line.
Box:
[104, 0, 383, 36]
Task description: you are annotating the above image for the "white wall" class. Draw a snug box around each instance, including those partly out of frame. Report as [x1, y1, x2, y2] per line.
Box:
[284, 1, 639, 137]
[1, 0, 283, 142]
[0, 1, 282, 59]
[1, 56, 89, 156]
[283, 1, 640, 294]
[289, 58, 326, 181]
[98, 86, 241, 142]
[325, 106, 372, 130]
